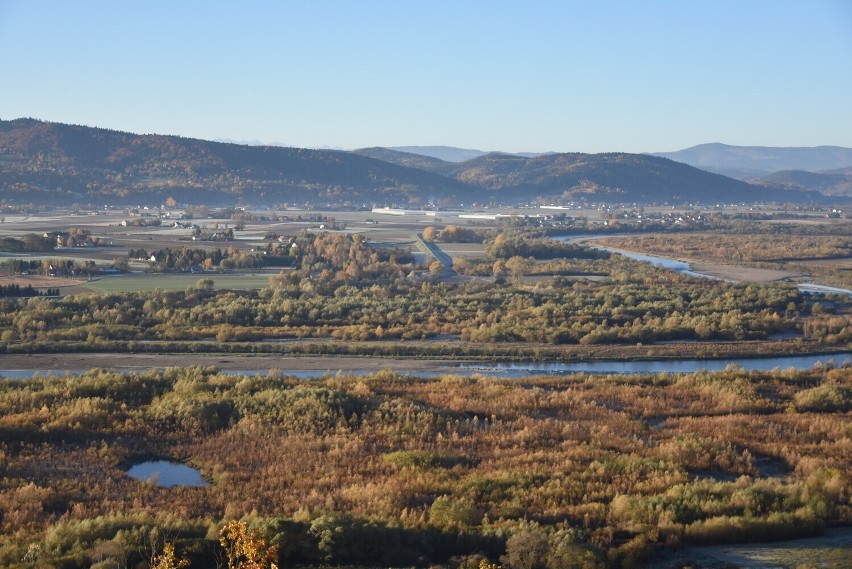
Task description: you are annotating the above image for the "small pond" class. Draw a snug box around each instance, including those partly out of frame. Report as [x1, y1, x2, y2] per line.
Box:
[126, 460, 209, 487]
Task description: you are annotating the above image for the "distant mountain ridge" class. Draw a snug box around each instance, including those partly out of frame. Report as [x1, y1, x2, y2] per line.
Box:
[387, 146, 488, 162]
[386, 145, 547, 162]
[0, 119, 830, 206]
[653, 143, 852, 179]
[756, 170, 852, 197]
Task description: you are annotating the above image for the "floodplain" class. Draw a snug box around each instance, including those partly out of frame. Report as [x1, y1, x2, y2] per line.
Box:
[0, 203, 850, 568]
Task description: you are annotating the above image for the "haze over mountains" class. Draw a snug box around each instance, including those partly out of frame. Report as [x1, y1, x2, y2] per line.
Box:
[386, 146, 546, 162]
[651, 142, 852, 198]
[389, 143, 852, 199]
[0, 119, 837, 207]
[653, 143, 852, 178]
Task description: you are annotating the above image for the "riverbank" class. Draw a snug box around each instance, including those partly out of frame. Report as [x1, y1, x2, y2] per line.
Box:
[688, 261, 801, 283]
[0, 352, 464, 373]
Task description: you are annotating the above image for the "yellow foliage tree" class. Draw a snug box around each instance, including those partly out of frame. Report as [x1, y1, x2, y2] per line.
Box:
[151, 542, 190, 569]
[219, 521, 279, 569]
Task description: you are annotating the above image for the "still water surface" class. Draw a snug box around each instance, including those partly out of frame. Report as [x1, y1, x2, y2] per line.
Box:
[126, 460, 208, 487]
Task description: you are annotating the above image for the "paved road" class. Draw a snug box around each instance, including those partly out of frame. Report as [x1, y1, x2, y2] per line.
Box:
[412, 233, 456, 279]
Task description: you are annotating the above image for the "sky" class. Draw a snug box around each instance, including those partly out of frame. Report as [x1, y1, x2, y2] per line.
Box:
[1, 0, 851, 153]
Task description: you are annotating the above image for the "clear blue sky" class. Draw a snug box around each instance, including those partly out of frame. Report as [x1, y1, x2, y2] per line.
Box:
[1, 0, 850, 153]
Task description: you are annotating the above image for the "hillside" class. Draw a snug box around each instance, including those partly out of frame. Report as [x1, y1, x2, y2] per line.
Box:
[653, 143, 852, 179]
[352, 147, 457, 176]
[444, 152, 819, 203]
[356, 148, 820, 204]
[0, 119, 476, 207]
[0, 119, 828, 206]
[759, 169, 852, 197]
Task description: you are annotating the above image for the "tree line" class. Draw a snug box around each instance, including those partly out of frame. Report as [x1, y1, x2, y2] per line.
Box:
[0, 283, 59, 297]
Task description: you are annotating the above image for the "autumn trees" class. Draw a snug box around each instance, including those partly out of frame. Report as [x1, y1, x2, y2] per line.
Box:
[0, 262, 827, 351]
[0, 366, 849, 567]
[0, 233, 55, 252]
[219, 521, 278, 569]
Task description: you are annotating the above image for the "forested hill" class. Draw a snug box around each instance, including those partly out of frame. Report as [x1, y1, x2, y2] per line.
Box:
[0, 118, 826, 206]
[353, 147, 457, 177]
[0, 119, 476, 206]
[449, 152, 765, 203]
[355, 147, 821, 204]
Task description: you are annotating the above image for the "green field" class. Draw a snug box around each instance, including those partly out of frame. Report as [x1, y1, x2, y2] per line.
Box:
[80, 272, 277, 292]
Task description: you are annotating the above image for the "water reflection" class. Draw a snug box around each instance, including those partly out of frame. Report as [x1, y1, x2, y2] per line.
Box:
[126, 460, 208, 487]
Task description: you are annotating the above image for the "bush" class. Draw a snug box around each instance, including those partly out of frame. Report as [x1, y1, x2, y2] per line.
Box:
[430, 496, 484, 529]
[794, 384, 852, 412]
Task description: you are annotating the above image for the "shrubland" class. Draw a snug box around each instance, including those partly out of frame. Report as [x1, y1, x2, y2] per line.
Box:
[0, 227, 850, 568]
[0, 366, 849, 567]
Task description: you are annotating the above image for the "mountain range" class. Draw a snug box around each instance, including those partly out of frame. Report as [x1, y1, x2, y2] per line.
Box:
[379, 143, 852, 199]
[652, 142, 852, 179]
[352, 147, 804, 204]
[0, 119, 834, 207]
[650, 142, 852, 198]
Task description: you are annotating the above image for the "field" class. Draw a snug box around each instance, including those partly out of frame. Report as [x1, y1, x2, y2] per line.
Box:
[80, 272, 282, 293]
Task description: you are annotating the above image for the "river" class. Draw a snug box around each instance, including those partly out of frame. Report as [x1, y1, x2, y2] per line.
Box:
[555, 235, 852, 296]
[1, 351, 849, 380]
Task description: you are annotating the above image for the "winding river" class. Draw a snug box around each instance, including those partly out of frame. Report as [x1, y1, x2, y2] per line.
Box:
[555, 235, 852, 296]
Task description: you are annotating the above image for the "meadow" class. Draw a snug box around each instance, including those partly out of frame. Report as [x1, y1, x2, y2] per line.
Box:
[80, 273, 280, 293]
